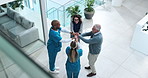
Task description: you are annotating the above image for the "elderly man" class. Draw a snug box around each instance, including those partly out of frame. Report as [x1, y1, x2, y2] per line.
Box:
[77, 24, 103, 77]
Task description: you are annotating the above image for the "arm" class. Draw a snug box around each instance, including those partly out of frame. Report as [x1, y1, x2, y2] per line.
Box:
[51, 32, 62, 43]
[78, 49, 83, 56]
[79, 35, 98, 44]
[60, 39, 72, 43]
[81, 31, 92, 37]
[66, 47, 70, 55]
[77, 42, 82, 49]
[70, 22, 74, 32]
[61, 27, 70, 33]
[79, 23, 83, 34]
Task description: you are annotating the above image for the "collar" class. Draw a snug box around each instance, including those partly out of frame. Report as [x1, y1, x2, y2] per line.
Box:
[50, 27, 58, 31]
[94, 32, 101, 35]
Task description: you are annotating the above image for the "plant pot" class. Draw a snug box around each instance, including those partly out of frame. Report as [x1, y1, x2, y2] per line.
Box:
[84, 9, 95, 19]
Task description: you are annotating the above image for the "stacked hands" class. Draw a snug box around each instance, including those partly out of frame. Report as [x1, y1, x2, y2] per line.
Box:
[70, 32, 80, 42]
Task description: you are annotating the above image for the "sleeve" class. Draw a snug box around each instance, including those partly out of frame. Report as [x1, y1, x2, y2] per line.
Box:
[79, 23, 83, 34]
[66, 47, 70, 55]
[78, 49, 83, 56]
[81, 31, 92, 37]
[60, 39, 72, 43]
[79, 35, 98, 44]
[70, 22, 74, 32]
[61, 27, 70, 33]
[77, 42, 82, 49]
[52, 33, 62, 43]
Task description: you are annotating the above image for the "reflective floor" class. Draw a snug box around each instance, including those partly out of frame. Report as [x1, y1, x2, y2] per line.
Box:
[1, 0, 148, 78]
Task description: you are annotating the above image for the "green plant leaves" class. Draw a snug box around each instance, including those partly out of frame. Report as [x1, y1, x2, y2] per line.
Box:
[9, 0, 24, 10]
[66, 5, 82, 17]
[85, 0, 95, 12]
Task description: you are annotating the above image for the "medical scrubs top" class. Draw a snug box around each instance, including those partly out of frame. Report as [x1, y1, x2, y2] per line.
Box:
[47, 27, 62, 52]
[65, 46, 83, 72]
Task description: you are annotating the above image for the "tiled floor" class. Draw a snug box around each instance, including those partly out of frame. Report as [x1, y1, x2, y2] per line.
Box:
[0, 50, 30, 78]
[1, 0, 148, 78]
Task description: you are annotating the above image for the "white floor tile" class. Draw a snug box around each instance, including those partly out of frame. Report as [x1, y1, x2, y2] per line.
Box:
[131, 5, 147, 18]
[5, 64, 29, 78]
[122, 0, 143, 10]
[0, 60, 3, 72]
[122, 51, 148, 78]
[0, 52, 14, 69]
[95, 56, 120, 78]
[29, 47, 49, 68]
[114, 6, 141, 26]
[114, 29, 135, 52]
[19, 73, 30, 78]
[101, 43, 133, 65]
[0, 71, 6, 78]
[110, 66, 140, 78]
[1, 0, 148, 78]
[23, 40, 44, 55]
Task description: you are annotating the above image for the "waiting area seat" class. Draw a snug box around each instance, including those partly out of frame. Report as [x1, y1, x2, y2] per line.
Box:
[0, 8, 39, 47]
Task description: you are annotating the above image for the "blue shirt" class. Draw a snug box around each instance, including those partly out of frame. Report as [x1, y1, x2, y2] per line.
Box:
[47, 27, 62, 53]
[79, 31, 103, 54]
[65, 47, 83, 72]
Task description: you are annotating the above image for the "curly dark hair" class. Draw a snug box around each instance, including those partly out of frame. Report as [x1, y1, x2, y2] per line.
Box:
[72, 15, 82, 24]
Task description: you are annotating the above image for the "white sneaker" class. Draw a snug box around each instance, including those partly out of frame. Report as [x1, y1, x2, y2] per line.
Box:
[50, 70, 59, 74]
[55, 67, 60, 70]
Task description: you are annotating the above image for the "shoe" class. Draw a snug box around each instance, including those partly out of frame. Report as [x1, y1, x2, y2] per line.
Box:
[85, 66, 91, 69]
[55, 67, 60, 70]
[50, 70, 59, 74]
[87, 72, 96, 77]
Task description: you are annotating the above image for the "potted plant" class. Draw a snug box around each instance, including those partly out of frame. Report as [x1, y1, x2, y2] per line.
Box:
[84, 0, 95, 19]
[66, 5, 82, 18]
[9, 0, 24, 10]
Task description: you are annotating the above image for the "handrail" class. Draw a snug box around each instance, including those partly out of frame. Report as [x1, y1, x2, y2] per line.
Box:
[47, 0, 62, 7]
[46, 0, 83, 14]
[46, 0, 62, 12]
[46, 8, 58, 17]
[46, 0, 86, 26]
[46, 7, 57, 13]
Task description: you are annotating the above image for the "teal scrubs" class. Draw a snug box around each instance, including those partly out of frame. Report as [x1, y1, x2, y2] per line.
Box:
[47, 27, 62, 71]
[65, 46, 83, 78]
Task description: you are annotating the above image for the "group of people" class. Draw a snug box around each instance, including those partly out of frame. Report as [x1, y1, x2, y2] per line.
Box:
[47, 15, 103, 78]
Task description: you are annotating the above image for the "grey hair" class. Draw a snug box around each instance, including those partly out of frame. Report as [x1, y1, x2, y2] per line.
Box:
[94, 24, 101, 31]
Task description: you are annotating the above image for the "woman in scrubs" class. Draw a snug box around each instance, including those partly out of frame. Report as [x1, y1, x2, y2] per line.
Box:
[65, 37, 83, 78]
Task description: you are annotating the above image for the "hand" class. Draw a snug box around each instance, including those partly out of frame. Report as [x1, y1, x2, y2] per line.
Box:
[74, 35, 79, 42]
[70, 32, 76, 35]
[71, 37, 75, 40]
[70, 32, 73, 34]
[75, 32, 80, 36]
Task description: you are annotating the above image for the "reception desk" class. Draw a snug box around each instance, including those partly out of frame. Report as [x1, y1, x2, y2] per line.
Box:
[131, 15, 148, 55]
